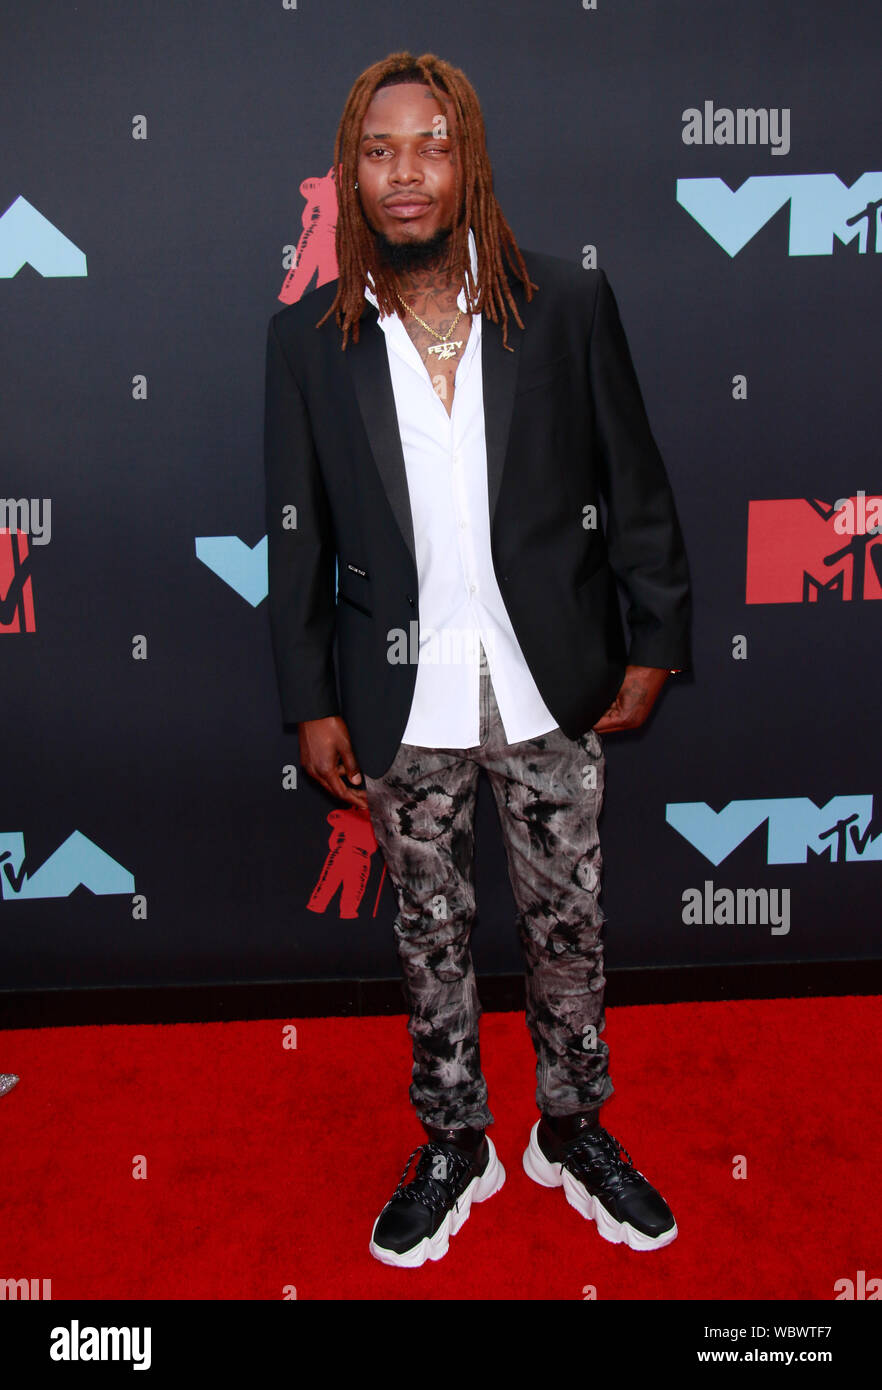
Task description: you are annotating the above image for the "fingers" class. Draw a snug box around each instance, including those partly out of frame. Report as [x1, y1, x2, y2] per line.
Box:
[327, 771, 369, 808]
[299, 723, 370, 807]
[336, 753, 369, 808]
[593, 702, 647, 733]
[304, 761, 369, 807]
[593, 698, 624, 733]
[306, 750, 368, 805]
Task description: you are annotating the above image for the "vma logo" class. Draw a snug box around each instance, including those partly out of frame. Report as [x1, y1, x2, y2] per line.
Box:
[676, 172, 882, 257]
[0, 196, 87, 277]
[195, 539, 344, 609]
[0, 832, 134, 899]
[666, 796, 882, 866]
[746, 496, 882, 604]
[195, 536, 268, 606]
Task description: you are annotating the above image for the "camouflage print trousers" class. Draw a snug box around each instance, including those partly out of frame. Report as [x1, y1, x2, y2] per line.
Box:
[362, 643, 615, 1130]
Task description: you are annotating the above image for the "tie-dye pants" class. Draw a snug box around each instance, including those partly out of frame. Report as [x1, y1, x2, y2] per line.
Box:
[362, 643, 615, 1130]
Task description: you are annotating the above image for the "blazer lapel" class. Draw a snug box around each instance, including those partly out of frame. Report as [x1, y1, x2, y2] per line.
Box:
[346, 303, 417, 571]
[482, 276, 526, 527]
[345, 277, 527, 573]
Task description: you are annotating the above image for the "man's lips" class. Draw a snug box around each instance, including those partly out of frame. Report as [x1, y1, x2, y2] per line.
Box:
[383, 197, 432, 218]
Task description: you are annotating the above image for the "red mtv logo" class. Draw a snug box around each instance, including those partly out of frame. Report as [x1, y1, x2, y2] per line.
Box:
[0, 529, 35, 632]
[746, 496, 882, 603]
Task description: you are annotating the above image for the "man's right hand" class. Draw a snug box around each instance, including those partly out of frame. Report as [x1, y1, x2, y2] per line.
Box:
[298, 716, 369, 808]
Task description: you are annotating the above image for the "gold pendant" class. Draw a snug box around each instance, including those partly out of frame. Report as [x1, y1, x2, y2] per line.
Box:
[427, 341, 463, 361]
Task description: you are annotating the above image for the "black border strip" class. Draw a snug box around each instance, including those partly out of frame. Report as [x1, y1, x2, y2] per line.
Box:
[0, 958, 879, 1029]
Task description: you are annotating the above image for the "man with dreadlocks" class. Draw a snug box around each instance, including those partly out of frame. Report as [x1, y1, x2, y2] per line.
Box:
[264, 51, 691, 1268]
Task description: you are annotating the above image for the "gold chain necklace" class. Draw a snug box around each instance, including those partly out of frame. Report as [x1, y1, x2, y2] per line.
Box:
[395, 289, 465, 361]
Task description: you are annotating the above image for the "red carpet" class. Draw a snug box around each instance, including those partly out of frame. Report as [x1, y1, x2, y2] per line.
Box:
[1, 996, 879, 1300]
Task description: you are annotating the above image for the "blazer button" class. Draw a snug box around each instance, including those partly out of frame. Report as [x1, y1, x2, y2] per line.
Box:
[406, 594, 415, 606]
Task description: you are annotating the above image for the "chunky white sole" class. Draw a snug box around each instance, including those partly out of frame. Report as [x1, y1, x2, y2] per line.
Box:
[369, 1136, 506, 1268]
[522, 1122, 678, 1251]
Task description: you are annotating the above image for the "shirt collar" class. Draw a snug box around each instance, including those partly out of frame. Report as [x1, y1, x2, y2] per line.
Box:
[363, 226, 479, 315]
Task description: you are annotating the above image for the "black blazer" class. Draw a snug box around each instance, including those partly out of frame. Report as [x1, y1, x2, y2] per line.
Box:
[264, 248, 691, 779]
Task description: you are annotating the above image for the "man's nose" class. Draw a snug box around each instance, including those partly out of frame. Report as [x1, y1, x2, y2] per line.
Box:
[390, 151, 422, 183]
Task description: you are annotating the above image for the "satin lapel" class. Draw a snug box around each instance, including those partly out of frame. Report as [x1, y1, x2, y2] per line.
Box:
[482, 275, 526, 528]
[345, 302, 417, 572]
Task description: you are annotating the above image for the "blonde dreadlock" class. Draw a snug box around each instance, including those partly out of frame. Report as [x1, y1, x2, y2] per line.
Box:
[314, 51, 538, 351]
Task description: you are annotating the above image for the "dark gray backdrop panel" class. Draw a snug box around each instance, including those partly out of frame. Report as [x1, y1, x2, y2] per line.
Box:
[2, 0, 879, 990]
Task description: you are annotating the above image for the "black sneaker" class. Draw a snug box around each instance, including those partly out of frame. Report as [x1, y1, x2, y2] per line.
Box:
[369, 1127, 506, 1267]
[523, 1116, 677, 1251]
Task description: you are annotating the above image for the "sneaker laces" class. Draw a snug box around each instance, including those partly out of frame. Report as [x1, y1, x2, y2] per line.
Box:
[563, 1127, 648, 1199]
[390, 1141, 474, 1215]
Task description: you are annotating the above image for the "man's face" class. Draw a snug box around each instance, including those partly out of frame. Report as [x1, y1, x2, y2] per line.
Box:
[356, 82, 460, 251]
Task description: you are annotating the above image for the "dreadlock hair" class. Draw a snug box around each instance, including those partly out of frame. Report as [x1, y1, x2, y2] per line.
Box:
[314, 51, 538, 351]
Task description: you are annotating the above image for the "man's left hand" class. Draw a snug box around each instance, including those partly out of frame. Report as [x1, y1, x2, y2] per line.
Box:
[593, 665, 670, 733]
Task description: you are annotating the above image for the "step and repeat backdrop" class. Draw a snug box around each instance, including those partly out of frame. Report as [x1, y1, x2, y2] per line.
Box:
[2, 0, 880, 996]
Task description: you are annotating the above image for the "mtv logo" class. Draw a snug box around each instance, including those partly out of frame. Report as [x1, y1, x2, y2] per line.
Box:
[676, 172, 882, 256]
[746, 498, 882, 604]
[0, 529, 35, 632]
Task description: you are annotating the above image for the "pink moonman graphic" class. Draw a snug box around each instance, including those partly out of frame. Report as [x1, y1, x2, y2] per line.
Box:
[278, 168, 340, 304]
[307, 806, 386, 919]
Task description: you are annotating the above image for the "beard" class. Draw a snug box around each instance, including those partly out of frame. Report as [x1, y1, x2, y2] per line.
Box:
[371, 222, 453, 275]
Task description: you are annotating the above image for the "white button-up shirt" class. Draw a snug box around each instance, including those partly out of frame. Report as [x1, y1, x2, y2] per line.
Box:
[363, 227, 558, 748]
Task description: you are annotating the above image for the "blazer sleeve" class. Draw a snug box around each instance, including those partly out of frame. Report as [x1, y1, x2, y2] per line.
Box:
[263, 313, 341, 724]
[588, 269, 692, 672]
